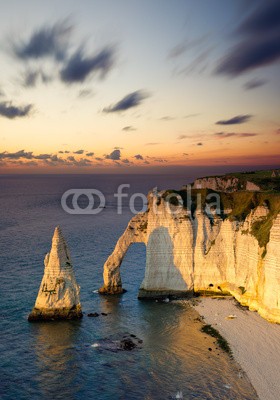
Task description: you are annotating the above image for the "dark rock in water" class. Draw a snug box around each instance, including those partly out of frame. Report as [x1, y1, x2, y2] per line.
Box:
[92, 333, 142, 352]
[119, 338, 137, 351]
[88, 312, 99, 317]
[101, 312, 108, 316]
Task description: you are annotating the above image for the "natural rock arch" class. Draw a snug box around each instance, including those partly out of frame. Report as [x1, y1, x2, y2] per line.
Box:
[99, 212, 148, 294]
[99, 191, 195, 297]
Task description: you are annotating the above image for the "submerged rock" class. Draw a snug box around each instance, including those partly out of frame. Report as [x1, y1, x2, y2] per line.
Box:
[28, 226, 82, 321]
[88, 312, 99, 317]
[119, 338, 137, 351]
[91, 334, 142, 352]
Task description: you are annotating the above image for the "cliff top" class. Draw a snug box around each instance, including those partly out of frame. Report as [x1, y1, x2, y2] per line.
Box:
[160, 189, 280, 248]
[195, 169, 280, 192]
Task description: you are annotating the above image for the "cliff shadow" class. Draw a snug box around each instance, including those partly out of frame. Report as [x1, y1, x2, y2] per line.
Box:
[139, 226, 190, 297]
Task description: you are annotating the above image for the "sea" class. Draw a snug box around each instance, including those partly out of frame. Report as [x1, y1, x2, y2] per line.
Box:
[0, 174, 258, 400]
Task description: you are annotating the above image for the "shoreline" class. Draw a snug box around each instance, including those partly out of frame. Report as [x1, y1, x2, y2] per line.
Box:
[194, 297, 280, 400]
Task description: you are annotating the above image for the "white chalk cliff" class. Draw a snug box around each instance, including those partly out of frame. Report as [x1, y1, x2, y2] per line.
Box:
[100, 190, 280, 324]
[192, 176, 260, 191]
[28, 226, 82, 321]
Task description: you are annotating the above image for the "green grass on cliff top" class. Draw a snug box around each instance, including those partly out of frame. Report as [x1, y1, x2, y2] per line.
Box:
[162, 189, 280, 249]
[200, 169, 280, 192]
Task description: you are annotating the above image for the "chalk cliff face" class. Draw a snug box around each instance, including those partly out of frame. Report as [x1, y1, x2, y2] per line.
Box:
[100, 190, 280, 323]
[28, 226, 82, 321]
[192, 176, 260, 192]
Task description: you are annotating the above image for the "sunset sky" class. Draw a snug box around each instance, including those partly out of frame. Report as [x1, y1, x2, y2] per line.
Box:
[0, 0, 279, 173]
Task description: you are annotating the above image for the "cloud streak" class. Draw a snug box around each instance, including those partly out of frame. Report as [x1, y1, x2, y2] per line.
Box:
[60, 46, 116, 84]
[22, 68, 52, 88]
[243, 78, 267, 90]
[0, 101, 33, 119]
[216, 114, 252, 125]
[216, 1, 280, 76]
[122, 126, 136, 131]
[214, 132, 257, 138]
[103, 90, 150, 113]
[13, 19, 72, 61]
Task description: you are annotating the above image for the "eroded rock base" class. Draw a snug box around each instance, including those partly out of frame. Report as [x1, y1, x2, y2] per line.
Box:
[98, 285, 126, 295]
[28, 304, 83, 322]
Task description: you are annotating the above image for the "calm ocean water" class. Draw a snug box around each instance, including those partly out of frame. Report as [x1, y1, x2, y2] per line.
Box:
[0, 174, 257, 399]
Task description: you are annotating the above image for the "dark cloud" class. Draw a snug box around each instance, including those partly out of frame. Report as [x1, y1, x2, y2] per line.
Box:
[60, 46, 116, 84]
[214, 132, 257, 138]
[169, 43, 188, 59]
[50, 155, 59, 162]
[0, 149, 95, 167]
[73, 149, 84, 154]
[168, 35, 208, 59]
[78, 89, 93, 98]
[122, 158, 131, 164]
[13, 19, 72, 61]
[197, 142, 203, 146]
[34, 153, 52, 160]
[160, 116, 175, 121]
[134, 154, 143, 160]
[216, 1, 280, 76]
[0, 102, 33, 119]
[238, 1, 280, 36]
[122, 126, 136, 131]
[103, 90, 150, 113]
[95, 157, 103, 161]
[179, 48, 212, 75]
[105, 149, 121, 160]
[177, 134, 189, 140]
[86, 152, 94, 157]
[184, 113, 200, 119]
[154, 159, 167, 163]
[72, 157, 92, 167]
[183, 153, 189, 156]
[145, 142, 161, 146]
[216, 114, 252, 125]
[243, 78, 267, 90]
[45, 155, 92, 167]
[24, 161, 38, 166]
[113, 146, 123, 150]
[22, 68, 52, 88]
[0, 150, 33, 159]
[22, 70, 38, 87]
